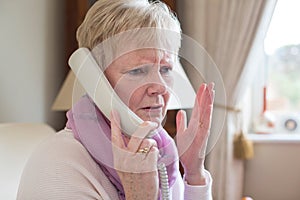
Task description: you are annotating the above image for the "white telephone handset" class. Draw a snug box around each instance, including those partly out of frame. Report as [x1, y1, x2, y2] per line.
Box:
[69, 48, 157, 137]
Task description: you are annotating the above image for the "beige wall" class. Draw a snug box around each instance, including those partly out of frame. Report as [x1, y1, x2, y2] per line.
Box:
[244, 138, 300, 200]
[0, 0, 66, 130]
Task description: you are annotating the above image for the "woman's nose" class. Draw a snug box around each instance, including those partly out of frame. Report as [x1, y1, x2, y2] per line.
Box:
[146, 72, 168, 96]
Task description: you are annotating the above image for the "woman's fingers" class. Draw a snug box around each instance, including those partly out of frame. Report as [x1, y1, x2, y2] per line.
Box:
[111, 111, 158, 173]
[176, 109, 187, 134]
[190, 83, 206, 121]
[199, 82, 215, 130]
[110, 109, 158, 153]
[111, 110, 125, 149]
[205, 82, 214, 107]
[127, 121, 158, 153]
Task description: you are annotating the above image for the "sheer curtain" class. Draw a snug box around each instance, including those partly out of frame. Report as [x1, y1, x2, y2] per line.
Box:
[177, 0, 277, 199]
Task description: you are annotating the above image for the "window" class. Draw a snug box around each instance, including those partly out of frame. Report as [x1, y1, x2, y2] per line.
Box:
[254, 0, 300, 134]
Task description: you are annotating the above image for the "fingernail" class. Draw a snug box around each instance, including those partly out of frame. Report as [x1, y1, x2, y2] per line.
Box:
[141, 121, 158, 128]
[149, 121, 159, 128]
[180, 109, 186, 117]
[144, 121, 158, 130]
[211, 90, 215, 99]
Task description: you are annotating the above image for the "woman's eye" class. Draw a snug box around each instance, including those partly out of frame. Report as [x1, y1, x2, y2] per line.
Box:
[127, 68, 145, 75]
[160, 66, 173, 75]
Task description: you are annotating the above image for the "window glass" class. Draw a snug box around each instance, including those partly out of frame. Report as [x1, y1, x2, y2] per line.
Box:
[262, 0, 300, 133]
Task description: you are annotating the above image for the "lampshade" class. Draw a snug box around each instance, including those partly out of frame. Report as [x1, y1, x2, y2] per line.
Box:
[52, 64, 196, 111]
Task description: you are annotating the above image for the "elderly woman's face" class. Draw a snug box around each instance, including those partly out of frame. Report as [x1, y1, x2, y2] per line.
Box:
[105, 49, 175, 124]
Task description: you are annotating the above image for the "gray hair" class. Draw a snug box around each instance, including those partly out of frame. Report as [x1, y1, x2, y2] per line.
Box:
[76, 0, 182, 70]
[77, 0, 181, 48]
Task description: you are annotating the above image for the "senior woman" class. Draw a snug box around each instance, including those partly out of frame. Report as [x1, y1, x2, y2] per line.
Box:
[17, 0, 214, 199]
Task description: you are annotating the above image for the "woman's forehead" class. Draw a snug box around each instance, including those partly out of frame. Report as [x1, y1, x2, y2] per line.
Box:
[116, 49, 175, 64]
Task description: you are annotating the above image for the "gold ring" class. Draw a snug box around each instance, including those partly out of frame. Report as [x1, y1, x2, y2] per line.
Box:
[137, 147, 150, 154]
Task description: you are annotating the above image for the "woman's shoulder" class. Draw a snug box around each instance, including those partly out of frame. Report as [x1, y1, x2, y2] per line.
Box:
[37, 128, 85, 153]
[17, 129, 118, 199]
[26, 128, 98, 171]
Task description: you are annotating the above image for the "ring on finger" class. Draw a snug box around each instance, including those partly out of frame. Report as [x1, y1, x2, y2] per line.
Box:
[137, 147, 150, 154]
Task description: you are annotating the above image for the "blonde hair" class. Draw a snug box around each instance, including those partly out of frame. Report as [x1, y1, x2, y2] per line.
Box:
[76, 0, 181, 50]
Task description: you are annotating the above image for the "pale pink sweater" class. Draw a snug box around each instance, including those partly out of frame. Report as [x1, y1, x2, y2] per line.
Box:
[17, 130, 212, 200]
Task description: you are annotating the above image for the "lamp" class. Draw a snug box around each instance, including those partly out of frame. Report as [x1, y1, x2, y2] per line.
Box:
[52, 64, 196, 111]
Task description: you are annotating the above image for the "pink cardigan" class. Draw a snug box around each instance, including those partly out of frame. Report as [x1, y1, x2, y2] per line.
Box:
[17, 130, 212, 200]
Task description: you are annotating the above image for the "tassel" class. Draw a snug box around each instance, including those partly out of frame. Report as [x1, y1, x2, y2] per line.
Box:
[233, 131, 254, 160]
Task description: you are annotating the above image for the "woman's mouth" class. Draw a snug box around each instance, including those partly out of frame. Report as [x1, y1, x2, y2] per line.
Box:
[137, 105, 165, 122]
[142, 105, 163, 113]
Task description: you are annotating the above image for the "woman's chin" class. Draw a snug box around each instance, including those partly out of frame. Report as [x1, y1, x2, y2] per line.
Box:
[139, 115, 163, 125]
[135, 109, 166, 126]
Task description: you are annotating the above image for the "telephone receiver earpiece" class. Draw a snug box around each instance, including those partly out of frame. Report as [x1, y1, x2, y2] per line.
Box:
[68, 48, 159, 138]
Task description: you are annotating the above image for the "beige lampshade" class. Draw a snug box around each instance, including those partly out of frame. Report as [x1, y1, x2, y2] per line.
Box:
[52, 64, 196, 111]
[52, 71, 84, 110]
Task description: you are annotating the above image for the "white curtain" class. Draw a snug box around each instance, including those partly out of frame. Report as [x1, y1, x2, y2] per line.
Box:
[177, 0, 277, 199]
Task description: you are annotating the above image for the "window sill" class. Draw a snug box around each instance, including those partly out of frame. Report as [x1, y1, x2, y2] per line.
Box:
[248, 132, 300, 143]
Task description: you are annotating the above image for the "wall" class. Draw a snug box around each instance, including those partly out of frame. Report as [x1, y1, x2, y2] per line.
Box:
[0, 0, 66, 130]
[244, 135, 300, 200]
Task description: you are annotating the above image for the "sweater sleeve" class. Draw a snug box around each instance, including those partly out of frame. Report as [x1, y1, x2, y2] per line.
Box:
[183, 170, 213, 200]
[170, 169, 213, 200]
[17, 130, 119, 200]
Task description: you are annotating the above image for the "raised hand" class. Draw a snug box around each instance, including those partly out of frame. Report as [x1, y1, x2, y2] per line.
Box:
[176, 83, 215, 185]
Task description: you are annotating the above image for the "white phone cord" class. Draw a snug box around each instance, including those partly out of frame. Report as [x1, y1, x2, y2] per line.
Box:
[157, 163, 170, 200]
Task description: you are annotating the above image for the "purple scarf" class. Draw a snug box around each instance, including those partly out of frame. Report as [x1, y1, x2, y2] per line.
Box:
[66, 95, 179, 199]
